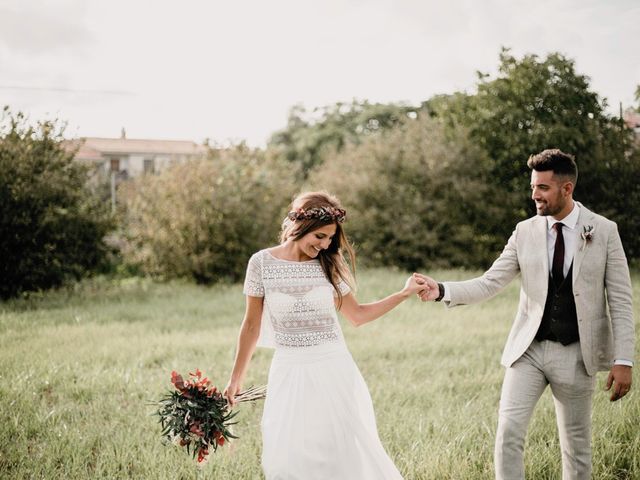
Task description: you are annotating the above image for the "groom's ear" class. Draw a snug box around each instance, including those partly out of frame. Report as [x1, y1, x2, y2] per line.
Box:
[561, 180, 574, 197]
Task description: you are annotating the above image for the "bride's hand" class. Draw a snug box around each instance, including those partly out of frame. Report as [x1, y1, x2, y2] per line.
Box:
[402, 274, 427, 297]
[223, 380, 242, 407]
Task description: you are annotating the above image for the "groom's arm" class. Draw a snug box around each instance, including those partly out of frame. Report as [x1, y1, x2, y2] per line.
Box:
[603, 222, 635, 401]
[604, 223, 635, 363]
[437, 227, 521, 307]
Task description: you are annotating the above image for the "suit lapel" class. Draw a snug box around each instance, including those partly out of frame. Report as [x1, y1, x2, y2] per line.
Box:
[530, 214, 549, 280]
[572, 202, 595, 283]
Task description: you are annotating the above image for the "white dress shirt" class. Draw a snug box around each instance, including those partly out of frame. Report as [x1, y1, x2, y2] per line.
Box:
[442, 202, 632, 366]
[547, 202, 580, 279]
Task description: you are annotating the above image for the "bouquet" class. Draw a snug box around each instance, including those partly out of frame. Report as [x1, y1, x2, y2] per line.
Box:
[156, 369, 266, 464]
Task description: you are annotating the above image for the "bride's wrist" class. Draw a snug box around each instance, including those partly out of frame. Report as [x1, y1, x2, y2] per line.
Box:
[398, 289, 411, 299]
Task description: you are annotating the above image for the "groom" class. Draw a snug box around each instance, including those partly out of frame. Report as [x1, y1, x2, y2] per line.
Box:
[416, 149, 635, 479]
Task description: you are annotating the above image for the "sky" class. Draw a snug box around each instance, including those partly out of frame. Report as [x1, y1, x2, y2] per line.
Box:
[1, 0, 638, 146]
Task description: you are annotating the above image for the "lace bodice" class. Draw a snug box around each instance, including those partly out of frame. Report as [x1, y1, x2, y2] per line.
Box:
[243, 249, 351, 349]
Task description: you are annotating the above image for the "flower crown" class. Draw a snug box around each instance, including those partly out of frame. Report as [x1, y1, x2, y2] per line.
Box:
[287, 206, 346, 223]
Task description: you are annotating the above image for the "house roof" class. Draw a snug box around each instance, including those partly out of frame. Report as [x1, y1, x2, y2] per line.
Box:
[63, 137, 207, 160]
[78, 137, 207, 155]
[67, 142, 104, 161]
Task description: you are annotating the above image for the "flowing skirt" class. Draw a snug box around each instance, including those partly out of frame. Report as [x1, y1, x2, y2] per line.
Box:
[261, 342, 403, 480]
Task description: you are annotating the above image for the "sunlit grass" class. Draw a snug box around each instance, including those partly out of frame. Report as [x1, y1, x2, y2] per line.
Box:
[1, 269, 638, 479]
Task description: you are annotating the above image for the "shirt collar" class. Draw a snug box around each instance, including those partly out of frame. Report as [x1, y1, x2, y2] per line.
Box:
[547, 202, 580, 231]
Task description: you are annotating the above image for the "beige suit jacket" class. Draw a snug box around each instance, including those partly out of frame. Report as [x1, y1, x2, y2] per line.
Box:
[445, 202, 635, 376]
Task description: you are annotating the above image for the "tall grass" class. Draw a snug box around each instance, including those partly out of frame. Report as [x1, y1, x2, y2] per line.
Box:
[1, 270, 638, 479]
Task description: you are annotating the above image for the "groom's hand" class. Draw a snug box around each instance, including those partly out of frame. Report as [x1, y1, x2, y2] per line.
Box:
[412, 273, 440, 301]
[605, 365, 632, 401]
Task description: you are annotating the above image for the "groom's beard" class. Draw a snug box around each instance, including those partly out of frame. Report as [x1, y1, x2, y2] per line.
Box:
[536, 204, 554, 216]
[534, 199, 564, 217]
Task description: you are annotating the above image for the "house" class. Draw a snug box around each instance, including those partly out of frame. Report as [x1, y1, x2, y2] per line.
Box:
[623, 109, 640, 135]
[66, 130, 207, 179]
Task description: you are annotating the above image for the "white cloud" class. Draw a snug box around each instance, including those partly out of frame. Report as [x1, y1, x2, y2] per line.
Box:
[0, 0, 92, 54]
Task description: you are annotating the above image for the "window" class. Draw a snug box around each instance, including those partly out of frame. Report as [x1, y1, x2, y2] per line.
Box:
[110, 158, 120, 172]
[144, 158, 155, 174]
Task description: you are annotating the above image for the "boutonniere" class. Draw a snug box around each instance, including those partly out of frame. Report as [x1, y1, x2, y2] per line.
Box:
[580, 225, 595, 251]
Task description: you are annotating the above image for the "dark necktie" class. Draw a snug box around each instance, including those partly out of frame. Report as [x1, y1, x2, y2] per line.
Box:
[552, 222, 565, 284]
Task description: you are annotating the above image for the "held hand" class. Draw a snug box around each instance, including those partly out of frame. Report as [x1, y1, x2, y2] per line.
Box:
[413, 273, 441, 302]
[402, 274, 427, 296]
[223, 380, 242, 407]
[604, 365, 632, 401]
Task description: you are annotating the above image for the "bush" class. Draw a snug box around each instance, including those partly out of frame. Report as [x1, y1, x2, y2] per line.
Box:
[0, 108, 114, 299]
[308, 115, 510, 270]
[119, 144, 298, 283]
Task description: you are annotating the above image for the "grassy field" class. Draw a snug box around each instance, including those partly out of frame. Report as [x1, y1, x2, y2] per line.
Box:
[1, 269, 638, 479]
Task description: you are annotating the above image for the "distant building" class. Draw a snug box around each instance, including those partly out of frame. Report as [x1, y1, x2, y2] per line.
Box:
[65, 130, 207, 179]
[623, 109, 640, 135]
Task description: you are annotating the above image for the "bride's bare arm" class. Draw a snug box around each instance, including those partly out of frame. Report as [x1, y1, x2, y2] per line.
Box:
[224, 295, 263, 405]
[337, 275, 426, 327]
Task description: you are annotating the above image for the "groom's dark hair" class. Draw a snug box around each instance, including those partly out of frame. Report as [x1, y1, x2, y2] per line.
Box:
[527, 149, 578, 184]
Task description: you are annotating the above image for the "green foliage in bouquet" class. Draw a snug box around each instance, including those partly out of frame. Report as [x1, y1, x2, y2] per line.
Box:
[157, 370, 234, 463]
[156, 369, 266, 464]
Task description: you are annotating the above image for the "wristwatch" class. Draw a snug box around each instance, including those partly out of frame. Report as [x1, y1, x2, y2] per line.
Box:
[435, 283, 445, 302]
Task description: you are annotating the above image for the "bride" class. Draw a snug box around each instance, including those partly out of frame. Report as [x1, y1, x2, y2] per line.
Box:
[224, 191, 426, 479]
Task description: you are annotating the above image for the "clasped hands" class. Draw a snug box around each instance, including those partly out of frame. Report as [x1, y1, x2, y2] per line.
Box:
[409, 272, 440, 301]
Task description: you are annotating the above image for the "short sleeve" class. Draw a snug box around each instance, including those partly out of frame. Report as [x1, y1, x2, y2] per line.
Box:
[333, 279, 351, 297]
[243, 252, 264, 297]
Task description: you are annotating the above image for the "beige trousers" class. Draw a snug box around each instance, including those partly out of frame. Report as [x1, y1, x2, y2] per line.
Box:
[495, 340, 596, 480]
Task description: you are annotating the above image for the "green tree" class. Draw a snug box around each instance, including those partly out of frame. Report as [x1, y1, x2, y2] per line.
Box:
[308, 115, 506, 270]
[426, 49, 640, 260]
[0, 107, 114, 299]
[269, 100, 419, 178]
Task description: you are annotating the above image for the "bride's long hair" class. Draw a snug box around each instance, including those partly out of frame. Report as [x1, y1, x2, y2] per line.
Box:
[281, 191, 356, 306]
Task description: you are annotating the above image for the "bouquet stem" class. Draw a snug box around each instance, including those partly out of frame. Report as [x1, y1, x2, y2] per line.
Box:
[231, 385, 267, 405]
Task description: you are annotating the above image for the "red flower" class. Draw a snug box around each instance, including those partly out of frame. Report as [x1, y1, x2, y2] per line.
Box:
[206, 386, 218, 397]
[170, 371, 185, 391]
[189, 423, 204, 437]
[197, 447, 209, 463]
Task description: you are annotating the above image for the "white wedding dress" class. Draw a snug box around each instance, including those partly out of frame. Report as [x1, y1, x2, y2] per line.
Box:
[243, 249, 403, 480]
